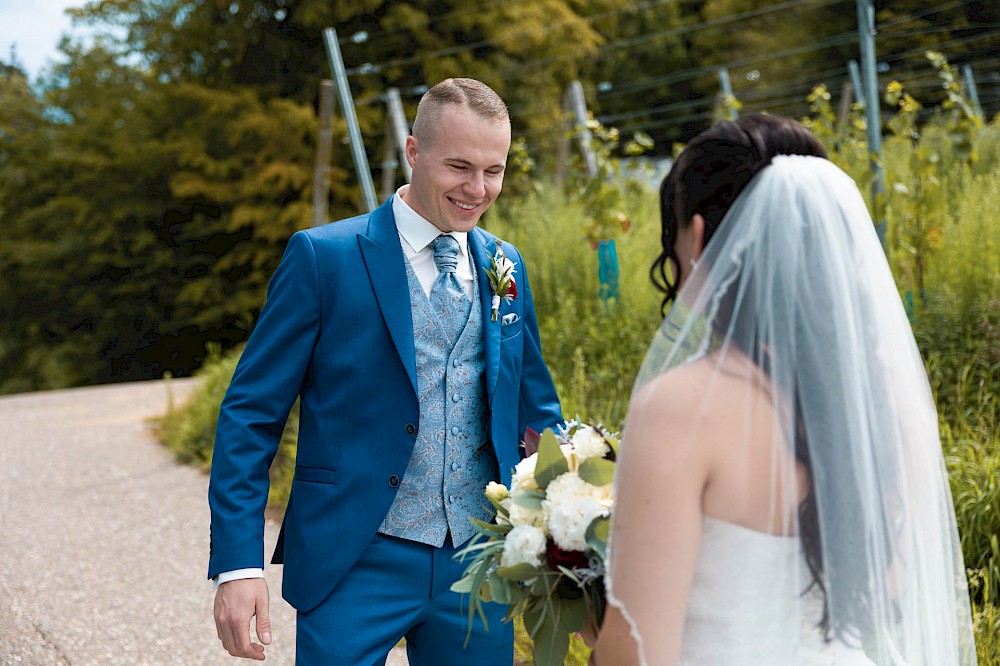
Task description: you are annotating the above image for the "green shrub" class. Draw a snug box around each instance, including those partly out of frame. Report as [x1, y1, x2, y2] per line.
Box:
[485, 184, 662, 431]
[157, 344, 297, 509]
[158, 344, 239, 468]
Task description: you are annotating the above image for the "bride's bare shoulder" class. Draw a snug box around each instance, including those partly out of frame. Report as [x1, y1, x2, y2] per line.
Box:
[631, 359, 717, 411]
[619, 359, 720, 489]
[623, 361, 717, 446]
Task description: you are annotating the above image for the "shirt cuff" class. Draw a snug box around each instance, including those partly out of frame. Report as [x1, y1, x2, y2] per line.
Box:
[213, 568, 265, 590]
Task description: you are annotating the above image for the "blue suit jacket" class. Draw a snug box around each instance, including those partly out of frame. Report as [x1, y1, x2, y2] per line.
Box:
[207, 198, 562, 612]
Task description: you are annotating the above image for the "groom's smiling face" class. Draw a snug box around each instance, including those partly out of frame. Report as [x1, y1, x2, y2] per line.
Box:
[403, 105, 511, 233]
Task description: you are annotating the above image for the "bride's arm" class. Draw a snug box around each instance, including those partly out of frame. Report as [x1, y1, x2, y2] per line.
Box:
[591, 374, 711, 666]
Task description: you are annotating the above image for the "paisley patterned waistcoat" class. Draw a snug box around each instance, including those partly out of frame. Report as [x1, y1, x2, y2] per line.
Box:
[378, 258, 497, 547]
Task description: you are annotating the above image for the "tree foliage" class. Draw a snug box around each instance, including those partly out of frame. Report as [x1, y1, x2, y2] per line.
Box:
[0, 40, 316, 391]
[0, 0, 634, 392]
[0, 0, 996, 392]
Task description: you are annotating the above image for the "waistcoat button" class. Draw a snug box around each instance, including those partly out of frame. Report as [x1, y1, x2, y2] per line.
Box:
[388, 475, 400, 488]
[405, 424, 416, 435]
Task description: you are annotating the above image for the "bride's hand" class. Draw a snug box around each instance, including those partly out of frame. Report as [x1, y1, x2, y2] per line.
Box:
[578, 609, 599, 649]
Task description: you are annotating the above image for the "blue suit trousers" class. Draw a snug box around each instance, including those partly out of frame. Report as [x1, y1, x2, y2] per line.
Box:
[295, 533, 513, 665]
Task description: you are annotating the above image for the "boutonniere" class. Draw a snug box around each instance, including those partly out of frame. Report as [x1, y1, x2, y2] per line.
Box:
[485, 241, 518, 322]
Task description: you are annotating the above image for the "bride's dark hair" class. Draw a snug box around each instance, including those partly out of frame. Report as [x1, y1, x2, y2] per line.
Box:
[652, 114, 827, 309]
[652, 115, 878, 644]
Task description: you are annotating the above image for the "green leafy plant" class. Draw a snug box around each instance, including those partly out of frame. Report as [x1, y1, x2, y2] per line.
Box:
[565, 116, 654, 247]
[971, 596, 1000, 664]
[882, 78, 946, 300]
[926, 50, 984, 164]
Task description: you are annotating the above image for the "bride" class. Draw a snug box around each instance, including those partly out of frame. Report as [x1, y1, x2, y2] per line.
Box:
[589, 115, 977, 665]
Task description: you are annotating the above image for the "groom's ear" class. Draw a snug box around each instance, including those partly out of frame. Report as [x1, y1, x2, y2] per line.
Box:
[405, 135, 419, 170]
[691, 213, 706, 260]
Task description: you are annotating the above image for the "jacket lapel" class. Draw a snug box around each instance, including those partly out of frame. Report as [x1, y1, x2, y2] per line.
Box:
[469, 228, 501, 403]
[358, 198, 418, 396]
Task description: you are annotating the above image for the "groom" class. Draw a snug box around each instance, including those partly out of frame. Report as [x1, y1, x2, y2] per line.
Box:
[208, 77, 562, 664]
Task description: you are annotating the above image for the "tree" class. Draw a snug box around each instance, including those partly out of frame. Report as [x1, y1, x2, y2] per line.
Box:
[72, 0, 634, 176]
[581, 0, 694, 150]
[0, 39, 317, 392]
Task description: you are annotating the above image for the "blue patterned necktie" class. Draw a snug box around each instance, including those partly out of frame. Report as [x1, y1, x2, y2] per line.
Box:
[430, 234, 472, 348]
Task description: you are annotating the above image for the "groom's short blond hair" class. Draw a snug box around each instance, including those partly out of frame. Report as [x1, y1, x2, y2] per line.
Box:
[411, 78, 509, 146]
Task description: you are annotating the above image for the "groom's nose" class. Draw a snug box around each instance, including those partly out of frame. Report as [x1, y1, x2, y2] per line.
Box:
[463, 171, 487, 198]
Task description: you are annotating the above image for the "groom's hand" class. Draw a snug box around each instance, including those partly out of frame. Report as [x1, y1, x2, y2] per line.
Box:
[214, 578, 271, 660]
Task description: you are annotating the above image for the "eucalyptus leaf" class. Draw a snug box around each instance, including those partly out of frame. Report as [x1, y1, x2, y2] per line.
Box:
[489, 572, 512, 604]
[450, 575, 475, 594]
[579, 457, 615, 486]
[587, 516, 611, 559]
[497, 562, 541, 582]
[560, 592, 589, 633]
[469, 517, 511, 534]
[522, 605, 545, 639]
[605, 434, 620, 457]
[462, 552, 493, 637]
[530, 603, 573, 666]
[534, 429, 569, 490]
[511, 488, 545, 509]
[530, 574, 550, 598]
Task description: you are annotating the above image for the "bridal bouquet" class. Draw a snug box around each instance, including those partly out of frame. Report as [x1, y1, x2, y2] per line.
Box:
[452, 421, 618, 666]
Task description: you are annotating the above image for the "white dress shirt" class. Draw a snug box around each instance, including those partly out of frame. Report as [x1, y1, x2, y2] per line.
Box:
[213, 188, 475, 588]
[392, 185, 475, 299]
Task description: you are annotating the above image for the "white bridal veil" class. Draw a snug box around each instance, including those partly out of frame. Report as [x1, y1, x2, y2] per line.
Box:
[607, 156, 977, 665]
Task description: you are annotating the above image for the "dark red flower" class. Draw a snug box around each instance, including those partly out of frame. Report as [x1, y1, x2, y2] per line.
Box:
[546, 540, 589, 572]
[507, 278, 518, 300]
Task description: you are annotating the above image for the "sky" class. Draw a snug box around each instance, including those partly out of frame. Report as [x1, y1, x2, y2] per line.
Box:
[0, 0, 91, 79]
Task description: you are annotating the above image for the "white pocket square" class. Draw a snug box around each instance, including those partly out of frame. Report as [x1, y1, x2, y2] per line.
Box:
[501, 313, 520, 325]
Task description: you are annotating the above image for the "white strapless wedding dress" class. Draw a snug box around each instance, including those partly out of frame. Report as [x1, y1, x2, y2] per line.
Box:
[678, 516, 878, 665]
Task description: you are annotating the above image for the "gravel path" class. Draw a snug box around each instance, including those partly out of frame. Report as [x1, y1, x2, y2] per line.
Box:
[0, 379, 408, 666]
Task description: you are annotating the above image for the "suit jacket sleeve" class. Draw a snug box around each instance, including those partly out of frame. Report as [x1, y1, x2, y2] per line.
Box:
[207, 231, 321, 579]
[513, 250, 563, 440]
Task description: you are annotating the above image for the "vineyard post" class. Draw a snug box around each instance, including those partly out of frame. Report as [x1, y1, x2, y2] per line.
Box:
[323, 27, 378, 213]
[312, 80, 335, 227]
[857, 0, 886, 253]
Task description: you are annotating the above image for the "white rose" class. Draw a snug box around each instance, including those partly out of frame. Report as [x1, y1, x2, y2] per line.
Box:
[511, 454, 540, 492]
[497, 497, 512, 525]
[485, 481, 510, 504]
[507, 497, 548, 532]
[559, 443, 580, 472]
[542, 472, 612, 552]
[501, 524, 547, 569]
[571, 425, 610, 460]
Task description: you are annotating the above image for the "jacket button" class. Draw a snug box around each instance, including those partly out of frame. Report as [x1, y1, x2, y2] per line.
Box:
[405, 424, 416, 435]
[389, 475, 400, 488]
